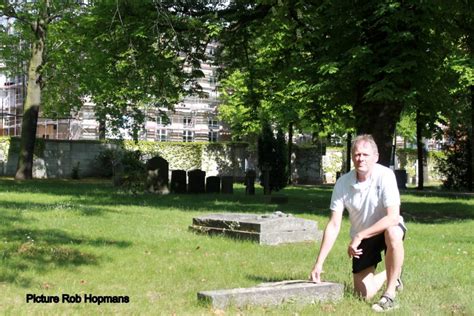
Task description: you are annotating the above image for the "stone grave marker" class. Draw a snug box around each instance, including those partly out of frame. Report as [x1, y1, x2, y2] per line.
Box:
[145, 156, 169, 194]
[221, 176, 234, 194]
[170, 170, 187, 193]
[190, 212, 322, 245]
[188, 169, 206, 193]
[206, 176, 221, 193]
[198, 280, 343, 309]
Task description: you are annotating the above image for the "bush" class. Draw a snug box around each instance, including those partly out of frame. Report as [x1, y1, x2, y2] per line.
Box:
[257, 122, 288, 192]
[96, 148, 146, 193]
[435, 125, 472, 190]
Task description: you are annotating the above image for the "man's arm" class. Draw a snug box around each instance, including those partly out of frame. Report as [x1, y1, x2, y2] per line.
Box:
[309, 210, 343, 282]
[347, 205, 400, 258]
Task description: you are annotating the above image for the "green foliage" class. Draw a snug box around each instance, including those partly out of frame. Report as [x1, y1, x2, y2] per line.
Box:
[123, 141, 203, 171]
[118, 150, 146, 194]
[95, 141, 249, 177]
[436, 125, 472, 190]
[74, 1, 212, 140]
[274, 128, 289, 190]
[396, 112, 417, 145]
[218, 70, 260, 140]
[95, 148, 120, 178]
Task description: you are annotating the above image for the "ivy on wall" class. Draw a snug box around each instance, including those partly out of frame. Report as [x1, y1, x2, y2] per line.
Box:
[395, 148, 445, 182]
[0, 137, 45, 158]
[121, 140, 248, 171]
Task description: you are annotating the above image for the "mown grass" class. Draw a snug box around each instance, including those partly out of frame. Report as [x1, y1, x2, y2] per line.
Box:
[0, 178, 472, 315]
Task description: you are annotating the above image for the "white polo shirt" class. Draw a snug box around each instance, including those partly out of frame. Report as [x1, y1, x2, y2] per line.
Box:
[330, 163, 402, 238]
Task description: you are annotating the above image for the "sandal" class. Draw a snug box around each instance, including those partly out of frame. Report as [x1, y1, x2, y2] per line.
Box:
[372, 294, 399, 312]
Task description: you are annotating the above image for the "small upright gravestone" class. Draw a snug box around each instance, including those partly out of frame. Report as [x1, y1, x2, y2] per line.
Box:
[206, 176, 221, 193]
[188, 169, 206, 193]
[221, 176, 234, 194]
[170, 170, 187, 193]
[244, 170, 256, 195]
[145, 156, 169, 194]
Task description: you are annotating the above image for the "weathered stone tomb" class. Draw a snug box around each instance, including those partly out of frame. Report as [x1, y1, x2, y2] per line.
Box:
[190, 212, 322, 245]
[198, 280, 343, 309]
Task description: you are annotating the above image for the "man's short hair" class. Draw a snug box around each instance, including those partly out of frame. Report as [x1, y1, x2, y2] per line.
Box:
[351, 134, 379, 155]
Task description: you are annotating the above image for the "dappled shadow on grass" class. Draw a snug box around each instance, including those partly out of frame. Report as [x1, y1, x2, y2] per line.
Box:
[2, 178, 472, 223]
[0, 178, 332, 216]
[401, 202, 474, 223]
[0, 224, 131, 287]
[0, 199, 111, 217]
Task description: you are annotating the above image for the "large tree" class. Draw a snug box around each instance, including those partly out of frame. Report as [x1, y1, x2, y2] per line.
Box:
[216, 0, 457, 167]
[0, 0, 84, 179]
[74, 1, 213, 140]
[1, 1, 213, 179]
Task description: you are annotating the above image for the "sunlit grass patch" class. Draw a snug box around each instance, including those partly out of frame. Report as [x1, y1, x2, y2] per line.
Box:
[0, 178, 472, 315]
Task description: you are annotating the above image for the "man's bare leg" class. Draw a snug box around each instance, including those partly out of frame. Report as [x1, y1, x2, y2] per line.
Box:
[383, 225, 405, 297]
[353, 266, 387, 300]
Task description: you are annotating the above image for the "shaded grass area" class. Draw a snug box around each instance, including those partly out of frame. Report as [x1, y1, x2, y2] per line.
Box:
[0, 178, 472, 315]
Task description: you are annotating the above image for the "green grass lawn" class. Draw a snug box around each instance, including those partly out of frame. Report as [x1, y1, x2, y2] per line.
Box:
[0, 179, 472, 315]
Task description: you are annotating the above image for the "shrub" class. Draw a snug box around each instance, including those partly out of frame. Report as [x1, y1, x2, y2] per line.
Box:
[257, 122, 288, 192]
[435, 125, 472, 190]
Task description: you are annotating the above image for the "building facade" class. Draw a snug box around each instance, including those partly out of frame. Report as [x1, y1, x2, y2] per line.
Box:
[0, 39, 228, 142]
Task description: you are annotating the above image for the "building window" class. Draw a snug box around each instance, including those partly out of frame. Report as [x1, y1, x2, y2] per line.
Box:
[183, 116, 193, 127]
[158, 129, 167, 142]
[183, 130, 194, 142]
[208, 130, 218, 142]
[208, 118, 219, 129]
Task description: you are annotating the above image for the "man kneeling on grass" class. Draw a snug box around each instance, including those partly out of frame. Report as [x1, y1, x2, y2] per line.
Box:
[309, 134, 406, 312]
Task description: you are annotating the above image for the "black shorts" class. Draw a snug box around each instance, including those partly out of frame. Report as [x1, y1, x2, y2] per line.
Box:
[352, 223, 406, 274]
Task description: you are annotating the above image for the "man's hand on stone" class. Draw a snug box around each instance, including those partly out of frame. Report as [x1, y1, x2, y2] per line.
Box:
[348, 235, 363, 258]
[309, 264, 323, 283]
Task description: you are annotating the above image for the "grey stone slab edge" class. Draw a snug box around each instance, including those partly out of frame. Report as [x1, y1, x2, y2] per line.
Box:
[197, 281, 344, 309]
[189, 225, 322, 245]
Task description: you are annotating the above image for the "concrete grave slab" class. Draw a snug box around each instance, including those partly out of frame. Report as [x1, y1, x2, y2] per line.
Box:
[198, 280, 343, 309]
[190, 212, 322, 245]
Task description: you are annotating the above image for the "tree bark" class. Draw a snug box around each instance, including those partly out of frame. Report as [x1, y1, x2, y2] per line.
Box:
[98, 119, 106, 140]
[346, 132, 352, 173]
[416, 109, 424, 190]
[287, 121, 293, 184]
[353, 99, 403, 167]
[469, 85, 473, 191]
[15, 21, 46, 180]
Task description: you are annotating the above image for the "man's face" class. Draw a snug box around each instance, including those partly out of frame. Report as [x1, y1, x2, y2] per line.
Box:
[352, 140, 379, 177]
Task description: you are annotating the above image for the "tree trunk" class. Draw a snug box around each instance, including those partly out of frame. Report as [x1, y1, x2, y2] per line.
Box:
[469, 85, 473, 191]
[416, 109, 424, 190]
[98, 119, 106, 140]
[15, 23, 46, 180]
[346, 132, 352, 173]
[353, 99, 403, 167]
[287, 121, 293, 184]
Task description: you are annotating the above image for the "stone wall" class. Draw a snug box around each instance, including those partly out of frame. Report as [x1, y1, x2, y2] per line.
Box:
[0, 138, 117, 179]
[291, 146, 323, 184]
[0, 138, 323, 183]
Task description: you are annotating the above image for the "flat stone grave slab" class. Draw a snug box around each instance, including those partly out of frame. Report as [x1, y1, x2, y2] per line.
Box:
[190, 212, 322, 245]
[198, 280, 344, 309]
